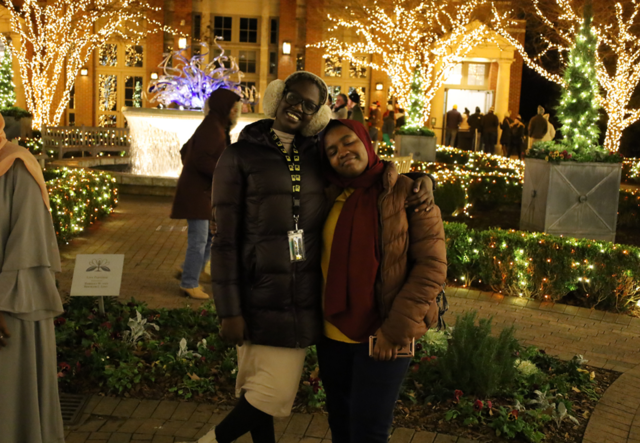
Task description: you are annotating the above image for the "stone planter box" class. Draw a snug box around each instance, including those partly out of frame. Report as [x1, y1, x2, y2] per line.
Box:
[520, 158, 622, 242]
[395, 134, 436, 162]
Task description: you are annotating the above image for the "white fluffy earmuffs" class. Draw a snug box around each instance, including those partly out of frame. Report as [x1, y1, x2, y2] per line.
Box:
[262, 74, 332, 137]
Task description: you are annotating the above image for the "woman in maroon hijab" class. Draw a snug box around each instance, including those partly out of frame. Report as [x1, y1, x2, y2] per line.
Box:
[318, 119, 447, 443]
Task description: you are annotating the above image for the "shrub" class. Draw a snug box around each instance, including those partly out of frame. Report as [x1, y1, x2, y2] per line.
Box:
[437, 312, 519, 398]
[396, 126, 435, 137]
[0, 106, 32, 120]
[444, 222, 640, 310]
[47, 168, 119, 242]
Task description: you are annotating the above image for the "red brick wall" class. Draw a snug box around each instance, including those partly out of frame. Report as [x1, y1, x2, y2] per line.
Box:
[489, 62, 499, 105]
[74, 52, 95, 126]
[278, 0, 297, 80]
[145, 0, 166, 109]
[304, 0, 325, 77]
[172, 0, 193, 58]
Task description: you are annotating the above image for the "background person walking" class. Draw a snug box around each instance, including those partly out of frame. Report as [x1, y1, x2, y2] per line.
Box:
[170, 89, 241, 300]
[481, 107, 499, 154]
[445, 104, 462, 147]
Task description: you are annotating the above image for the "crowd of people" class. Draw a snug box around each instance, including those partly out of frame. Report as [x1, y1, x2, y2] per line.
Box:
[444, 104, 556, 159]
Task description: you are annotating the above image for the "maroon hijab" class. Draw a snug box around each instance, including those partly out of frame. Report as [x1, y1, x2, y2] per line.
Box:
[320, 119, 386, 342]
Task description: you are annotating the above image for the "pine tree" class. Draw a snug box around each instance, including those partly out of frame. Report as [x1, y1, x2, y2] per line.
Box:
[405, 64, 426, 130]
[555, 2, 601, 153]
[133, 80, 142, 108]
[0, 49, 16, 109]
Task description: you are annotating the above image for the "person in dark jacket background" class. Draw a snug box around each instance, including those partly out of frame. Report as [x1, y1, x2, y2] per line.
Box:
[381, 110, 395, 144]
[467, 106, 483, 151]
[170, 88, 240, 300]
[445, 104, 462, 147]
[528, 105, 549, 150]
[481, 107, 499, 154]
[347, 91, 365, 125]
[500, 110, 513, 157]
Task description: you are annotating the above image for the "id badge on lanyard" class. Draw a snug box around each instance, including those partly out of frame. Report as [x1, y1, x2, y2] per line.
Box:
[271, 129, 307, 263]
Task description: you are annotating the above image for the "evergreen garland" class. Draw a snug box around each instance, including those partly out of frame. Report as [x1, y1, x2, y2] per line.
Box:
[0, 49, 16, 109]
[555, 1, 601, 153]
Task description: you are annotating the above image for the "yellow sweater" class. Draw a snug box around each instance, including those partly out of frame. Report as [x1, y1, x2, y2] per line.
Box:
[321, 188, 359, 344]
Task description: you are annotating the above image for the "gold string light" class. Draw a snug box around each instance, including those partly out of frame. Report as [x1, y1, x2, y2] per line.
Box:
[491, 0, 640, 152]
[308, 0, 494, 126]
[1, 0, 184, 128]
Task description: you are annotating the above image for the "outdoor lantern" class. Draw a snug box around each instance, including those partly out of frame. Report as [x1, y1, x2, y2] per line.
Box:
[178, 37, 188, 49]
[282, 41, 292, 55]
[376, 82, 383, 91]
[150, 72, 159, 80]
[80, 68, 88, 76]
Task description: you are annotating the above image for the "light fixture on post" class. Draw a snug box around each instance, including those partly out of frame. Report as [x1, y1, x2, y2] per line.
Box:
[178, 37, 187, 49]
[376, 82, 383, 91]
[80, 67, 88, 76]
[282, 41, 291, 55]
[150, 72, 159, 80]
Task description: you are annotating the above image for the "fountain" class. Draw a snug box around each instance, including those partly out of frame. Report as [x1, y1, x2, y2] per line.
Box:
[122, 39, 261, 178]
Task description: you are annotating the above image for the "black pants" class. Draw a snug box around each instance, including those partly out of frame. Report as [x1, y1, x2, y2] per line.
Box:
[317, 337, 411, 443]
[483, 132, 497, 154]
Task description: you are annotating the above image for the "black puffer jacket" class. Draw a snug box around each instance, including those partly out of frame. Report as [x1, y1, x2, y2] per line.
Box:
[210, 119, 326, 348]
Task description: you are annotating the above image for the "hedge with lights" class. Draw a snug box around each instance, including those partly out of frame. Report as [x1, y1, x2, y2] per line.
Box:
[46, 168, 119, 243]
[444, 222, 640, 311]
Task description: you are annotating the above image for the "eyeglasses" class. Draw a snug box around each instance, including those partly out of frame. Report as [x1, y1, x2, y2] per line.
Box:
[283, 90, 320, 115]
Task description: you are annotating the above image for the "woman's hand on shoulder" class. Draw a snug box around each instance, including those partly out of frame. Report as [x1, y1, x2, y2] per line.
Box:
[0, 311, 11, 350]
[405, 175, 434, 213]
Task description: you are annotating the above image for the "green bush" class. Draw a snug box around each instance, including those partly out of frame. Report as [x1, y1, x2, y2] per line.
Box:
[0, 106, 32, 120]
[444, 222, 640, 310]
[437, 312, 519, 398]
[47, 168, 119, 242]
[396, 126, 435, 137]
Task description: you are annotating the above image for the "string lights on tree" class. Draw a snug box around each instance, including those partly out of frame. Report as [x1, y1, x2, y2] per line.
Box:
[491, 0, 640, 152]
[309, 0, 493, 127]
[0, 0, 183, 128]
[0, 44, 16, 108]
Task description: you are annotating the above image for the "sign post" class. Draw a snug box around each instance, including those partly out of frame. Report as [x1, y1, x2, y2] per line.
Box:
[70, 254, 125, 313]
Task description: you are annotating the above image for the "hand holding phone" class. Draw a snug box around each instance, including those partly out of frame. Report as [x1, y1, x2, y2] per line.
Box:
[368, 330, 415, 361]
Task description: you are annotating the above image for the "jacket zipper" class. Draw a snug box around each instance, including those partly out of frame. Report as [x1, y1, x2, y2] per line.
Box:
[376, 184, 391, 319]
[292, 261, 300, 348]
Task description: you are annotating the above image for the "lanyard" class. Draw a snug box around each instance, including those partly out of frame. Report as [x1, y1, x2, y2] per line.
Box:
[270, 129, 302, 229]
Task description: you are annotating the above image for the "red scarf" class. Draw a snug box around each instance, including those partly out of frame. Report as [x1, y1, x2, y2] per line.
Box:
[321, 119, 386, 342]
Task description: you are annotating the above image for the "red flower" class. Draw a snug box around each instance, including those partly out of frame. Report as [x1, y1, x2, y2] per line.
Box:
[313, 385, 320, 394]
[54, 317, 66, 326]
[421, 356, 431, 362]
[85, 349, 92, 357]
[412, 364, 419, 373]
[473, 400, 484, 411]
[454, 390, 464, 401]
[200, 356, 206, 362]
[486, 400, 493, 409]
[430, 356, 437, 361]
[200, 309, 208, 316]
[100, 321, 112, 330]
[88, 314, 95, 320]
[208, 345, 216, 352]
[508, 410, 519, 421]
[58, 362, 71, 378]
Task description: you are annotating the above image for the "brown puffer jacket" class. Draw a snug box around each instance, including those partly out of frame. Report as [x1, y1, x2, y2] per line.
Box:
[327, 162, 447, 346]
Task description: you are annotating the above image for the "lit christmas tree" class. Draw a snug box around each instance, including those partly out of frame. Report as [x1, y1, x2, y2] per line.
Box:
[133, 80, 142, 107]
[405, 64, 427, 130]
[555, 2, 602, 153]
[0, 49, 16, 109]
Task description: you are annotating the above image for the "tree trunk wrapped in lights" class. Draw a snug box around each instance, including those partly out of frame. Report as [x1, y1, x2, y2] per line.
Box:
[308, 0, 492, 127]
[1, 0, 181, 128]
[491, 0, 640, 152]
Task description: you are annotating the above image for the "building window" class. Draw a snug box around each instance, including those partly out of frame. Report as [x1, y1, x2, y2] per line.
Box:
[193, 13, 202, 40]
[445, 63, 463, 85]
[69, 86, 75, 110]
[68, 113, 75, 127]
[125, 45, 144, 68]
[239, 51, 257, 73]
[349, 86, 366, 109]
[99, 44, 118, 66]
[296, 53, 305, 71]
[125, 76, 143, 108]
[241, 81, 257, 112]
[240, 18, 258, 43]
[324, 56, 342, 77]
[349, 57, 367, 78]
[98, 75, 118, 112]
[468, 63, 487, 86]
[327, 85, 341, 103]
[269, 51, 277, 75]
[270, 19, 278, 45]
[214, 16, 232, 42]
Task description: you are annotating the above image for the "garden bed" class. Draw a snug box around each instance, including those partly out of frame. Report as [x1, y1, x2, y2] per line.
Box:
[56, 297, 620, 443]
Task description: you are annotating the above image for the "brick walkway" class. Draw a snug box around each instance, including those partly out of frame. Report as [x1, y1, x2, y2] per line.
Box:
[59, 194, 640, 443]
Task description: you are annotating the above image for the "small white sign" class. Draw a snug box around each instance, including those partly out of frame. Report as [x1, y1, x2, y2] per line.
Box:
[70, 254, 125, 297]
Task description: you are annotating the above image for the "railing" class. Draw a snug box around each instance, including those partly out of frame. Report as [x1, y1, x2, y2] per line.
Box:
[42, 125, 130, 159]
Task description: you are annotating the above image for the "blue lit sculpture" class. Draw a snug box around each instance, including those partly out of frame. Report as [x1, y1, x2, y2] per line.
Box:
[147, 38, 258, 109]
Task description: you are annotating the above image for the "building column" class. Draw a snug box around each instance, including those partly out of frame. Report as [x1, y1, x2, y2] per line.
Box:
[495, 58, 514, 154]
[429, 62, 446, 144]
[495, 58, 513, 120]
[258, 0, 270, 113]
